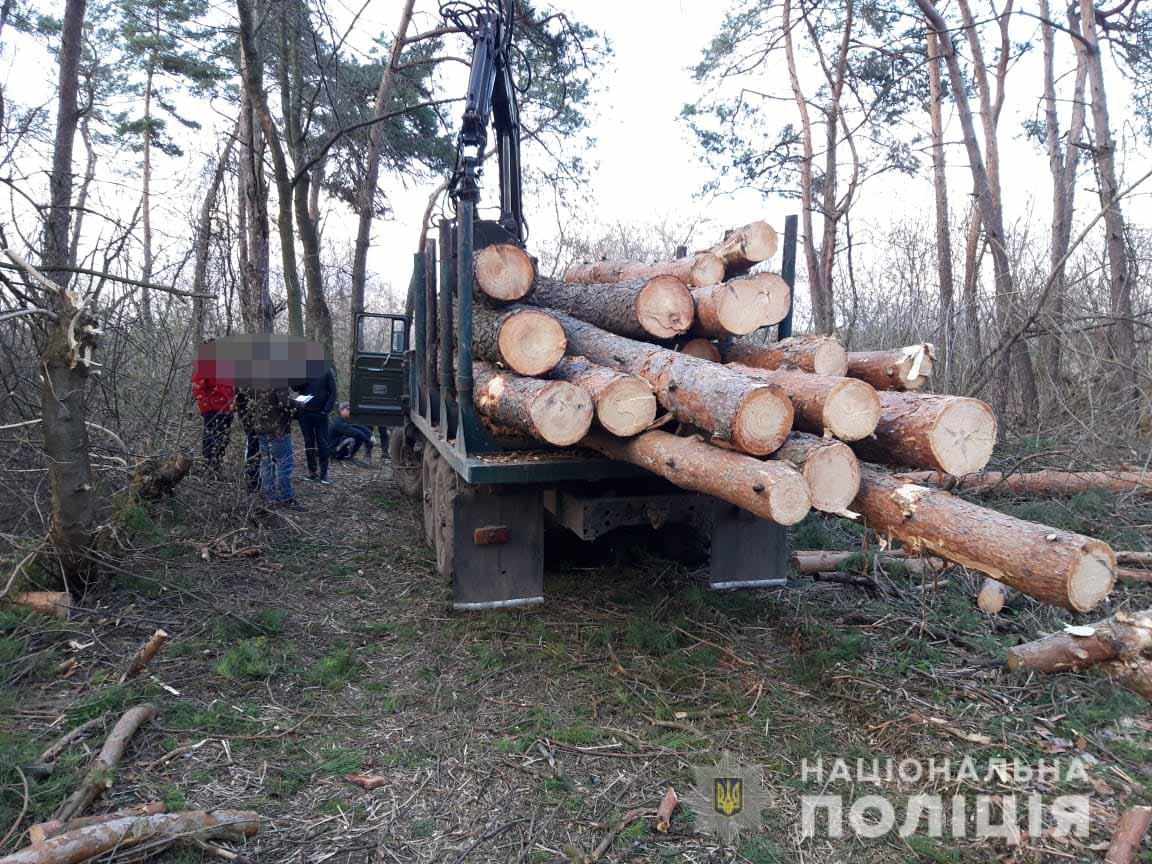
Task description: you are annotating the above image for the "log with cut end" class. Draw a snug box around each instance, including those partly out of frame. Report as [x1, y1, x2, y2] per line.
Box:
[526, 275, 694, 339]
[851, 392, 997, 476]
[977, 578, 1009, 614]
[583, 430, 811, 525]
[678, 338, 721, 363]
[30, 803, 167, 845]
[0, 810, 260, 864]
[724, 335, 847, 377]
[565, 253, 726, 288]
[707, 221, 778, 276]
[54, 704, 158, 821]
[690, 273, 790, 337]
[851, 465, 1115, 611]
[729, 364, 880, 442]
[472, 304, 566, 376]
[1106, 806, 1152, 864]
[790, 549, 944, 574]
[770, 432, 860, 513]
[549, 310, 793, 455]
[895, 469, 1152, 497]
[474, 243, 536, 301]
[547, 356, 656, 437]
[1006, 608, 1152, 673]
[846, 344, 934, 391]
[4, 591, 71, 619]
[474, 361, 592, 447]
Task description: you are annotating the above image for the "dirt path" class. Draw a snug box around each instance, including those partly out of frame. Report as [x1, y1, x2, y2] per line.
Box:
[1, 457, 1150, 863]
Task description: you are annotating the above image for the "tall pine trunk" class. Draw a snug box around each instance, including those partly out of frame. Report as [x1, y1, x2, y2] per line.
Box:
[927, 29, 955, 375]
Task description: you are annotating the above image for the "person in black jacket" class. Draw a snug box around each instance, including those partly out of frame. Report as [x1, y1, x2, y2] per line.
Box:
[329, 403, 376, 462]
[292, 365, 337, 484]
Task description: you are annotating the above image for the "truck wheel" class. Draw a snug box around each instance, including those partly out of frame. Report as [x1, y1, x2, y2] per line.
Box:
[421, 446, 440, 548]
[389, 429, 422, 499]
[433, 457, 458, 580]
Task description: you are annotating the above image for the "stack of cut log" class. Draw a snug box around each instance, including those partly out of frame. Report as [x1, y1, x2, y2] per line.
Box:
[464, 219, 1117, 615]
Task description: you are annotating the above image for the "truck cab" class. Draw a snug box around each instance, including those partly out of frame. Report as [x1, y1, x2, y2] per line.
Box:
[346, 312, 409, 430]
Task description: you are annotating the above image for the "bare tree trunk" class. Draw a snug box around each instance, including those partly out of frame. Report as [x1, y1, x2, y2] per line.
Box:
[68, 116, 96, 267]
[1078, 0, 1138, 408]
[140, 59, 155, 326]
[40, 0, 94, 589]
[237, 83, 272, 334]
[961, 203, 983, 359]
[350, 0, 415, 343]
[927, 29, 955, 373]
[191, 122, 238, 343]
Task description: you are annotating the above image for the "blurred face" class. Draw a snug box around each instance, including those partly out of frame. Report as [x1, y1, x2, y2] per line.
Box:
[340, 406, 350, 419]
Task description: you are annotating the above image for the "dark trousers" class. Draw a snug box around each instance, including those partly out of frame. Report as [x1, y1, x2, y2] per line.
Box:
[243, 432, 261, 491]
[297, 412, 330, 479]
[202, 411, 233, 468]
[332, 424, 373, 460]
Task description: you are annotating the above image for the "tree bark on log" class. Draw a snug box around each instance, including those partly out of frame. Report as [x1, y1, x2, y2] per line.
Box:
[119, 629, 169, 683]
[0, 810, 260, 864]
[474, 361, 592, 447]
[894, 469, 1152, 497]
[53, 704, 158, 821]
[846, 345, 934, 390]
[1006, 608, 1152, 672]
[474, 243, 536, 302]
[851, 465, 1115, 612]
[527, 275, 694, 339]
[851, 392, 996, 476]
[790, 549, 944, 574]
[729, 365, 880, 442]
[706, 221, 778, 277]
[582, 430, 811, 525]
[769, 432, 860, 513]
[690, 273, 790, 337]
[472, 304, 566, 376]
[724, 335, 847, 377]
[1118, 552, 1152, 567]
[565, 253, 726, 288]
[678, 339, 721, 363]
[30, 803, 167, 844]
[1120, 568, 1152, 584]
[4, 591, 71, 620]
[547, 357, 655, 437]
[1105, 806, 1152, 864]
[549, 310, 793, 455]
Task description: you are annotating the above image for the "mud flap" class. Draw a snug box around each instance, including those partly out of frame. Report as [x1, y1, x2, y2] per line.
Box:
[708, 504, 788, 590]
[451, 485, 544, 610]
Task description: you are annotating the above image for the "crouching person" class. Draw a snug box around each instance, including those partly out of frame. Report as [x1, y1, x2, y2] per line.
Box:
[329, 402, 375, 462]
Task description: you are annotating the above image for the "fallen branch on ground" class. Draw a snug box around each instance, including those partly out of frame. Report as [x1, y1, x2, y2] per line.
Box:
[53, 704, 157, 821]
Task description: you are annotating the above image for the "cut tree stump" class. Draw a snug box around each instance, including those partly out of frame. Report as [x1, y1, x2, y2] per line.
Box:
[474, 243, 535, 301]
[728, 364, 880, 442]
[846, 345, 934, 391]
[852, 392, 997, 476]
[724, 335, 847, 377]
[549, 310, 793, 455]
[474, 361, 593, 447]
[1105, 806, 1152, 864]
[769, 433, 860, 513]
[132, 453, 193, 499]
[119, 629, 169, 683]
[53, 704, 158, 821]
[527, 275, 694, 340]
[706, 220, 778, 277]
[565, 253, 726, 288]
[851, 465, 1115, 612]
[895, 469, 1152, 497]
[547, 357, 656, 437]
[583, 430, 811, 525]
[472, 304, 566, 376]
[689, 273, 790, 338]
[0, 810, 260, 864]
[679, 338, 722, 363]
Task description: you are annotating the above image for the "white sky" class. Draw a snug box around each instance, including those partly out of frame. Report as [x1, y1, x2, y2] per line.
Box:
[4, 0, 1150, 316]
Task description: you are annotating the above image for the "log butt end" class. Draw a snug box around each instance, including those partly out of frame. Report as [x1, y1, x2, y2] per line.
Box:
[679, 338, 722, 363]
[690, 253, 727, 287]
[531, 381, 594, 447]
[741, 221, 779, 263]
[498, 310, 566, 376]
[731, 386, 794, 455]
[637, 275, 695, 339]
[475, 244, 535, 301]
[812, 340, 849, 377]
[803, 441, 861, 513]
[1068, 542, 1116, 613]
[929, 397, 997, 476]
[826, 379, 882, 442]
[756, 465, 812, 526]
[596, 376, 657, 437]
[745, 272, 792, 328]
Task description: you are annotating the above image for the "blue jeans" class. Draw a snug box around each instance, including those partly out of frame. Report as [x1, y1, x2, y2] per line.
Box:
[258, 434, 294, 502]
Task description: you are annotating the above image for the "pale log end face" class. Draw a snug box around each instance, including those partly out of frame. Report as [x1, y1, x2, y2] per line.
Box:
[742, 221, 779, 263]
[804, 442, 860, 513]
[475, 244, 536, 301]
[748, 272, 792, 326]
[597, 376, 657, 437]
[690, 253, 726, 287]
[679, 338, 722, 363]
[498, 310, 566, 376]
[636, 275, 695, 338]
[732, 386, 793, 455]
[929, 397, 997, 476]
[712, 278, 774, 335]
[759, 466, 811, 525]
[532, 380, 594, 447]
[813, 341, 849, 377]
[826, 379, 882, 441]
[1068, 542, 1116, 612]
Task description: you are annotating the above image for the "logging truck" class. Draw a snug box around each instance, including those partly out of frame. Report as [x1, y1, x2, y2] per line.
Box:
[347, 0, 800, 609]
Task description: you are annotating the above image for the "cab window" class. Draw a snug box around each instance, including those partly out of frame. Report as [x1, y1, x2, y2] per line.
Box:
[357, 316, 408, 355]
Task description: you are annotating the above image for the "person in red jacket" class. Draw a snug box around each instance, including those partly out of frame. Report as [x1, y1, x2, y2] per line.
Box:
[191, 342, 235, 472]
